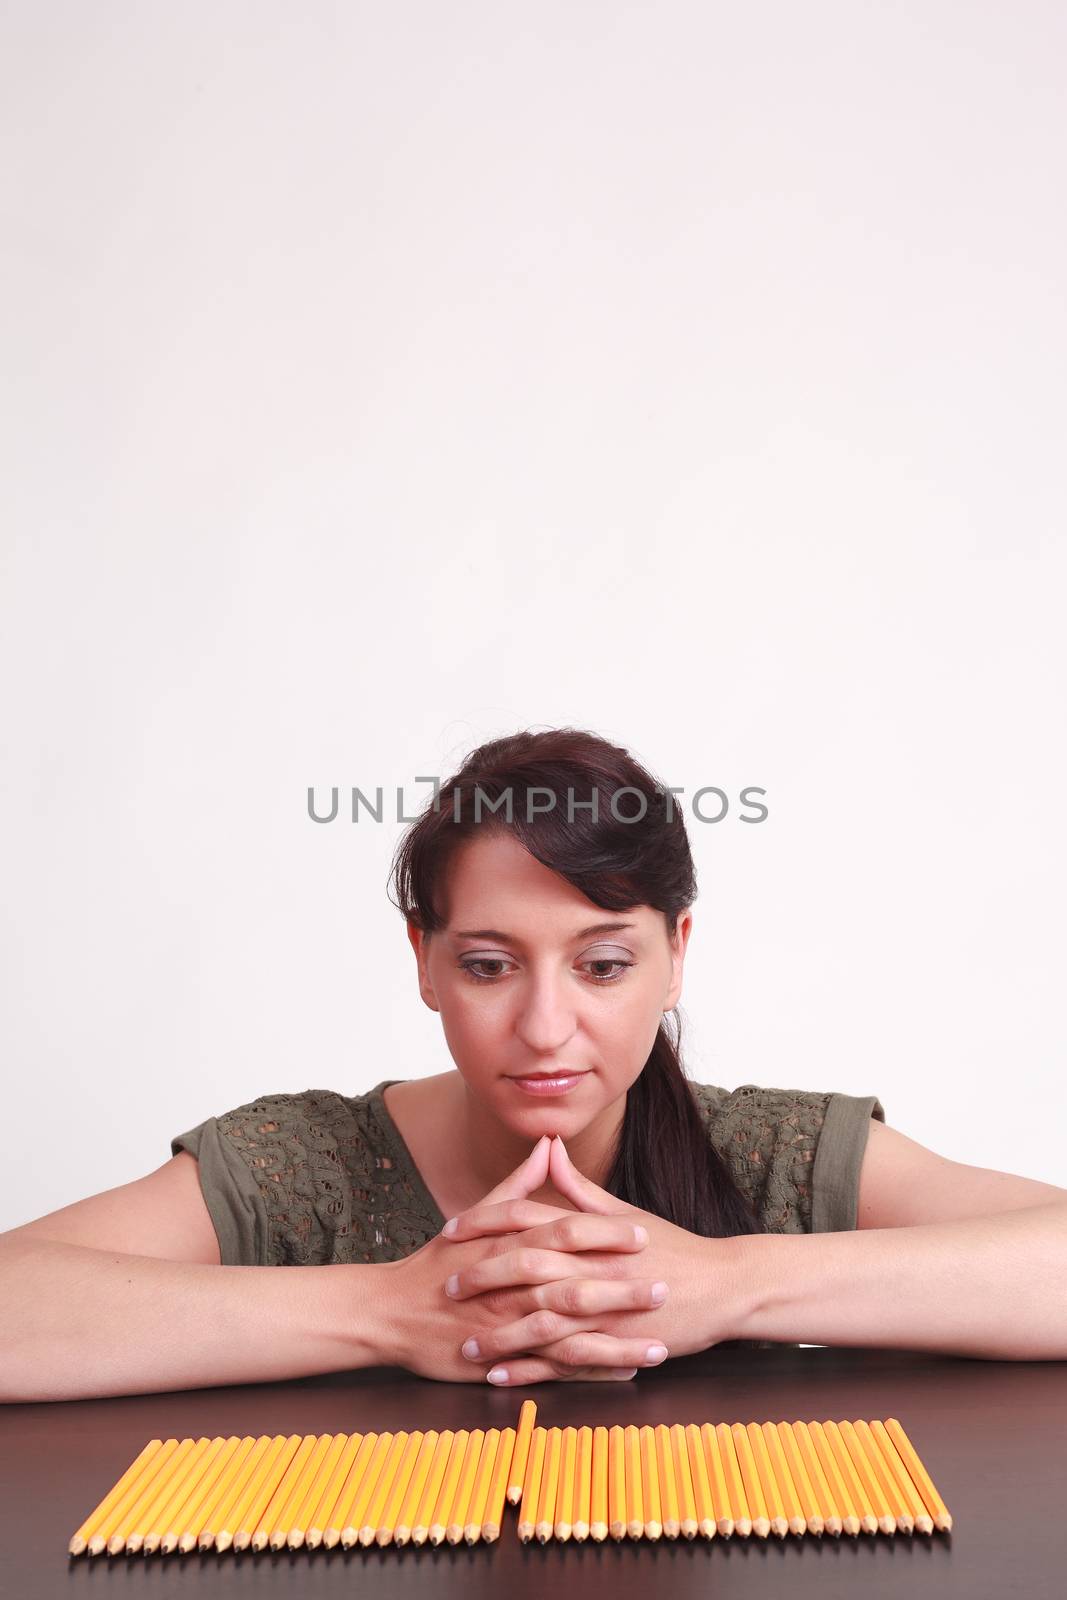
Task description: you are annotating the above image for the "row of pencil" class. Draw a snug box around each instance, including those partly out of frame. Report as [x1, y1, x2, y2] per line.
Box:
[514, 1414, 952, 1542]
[69, 1424, 519, 1556]
[67, 1401, 951, 1557]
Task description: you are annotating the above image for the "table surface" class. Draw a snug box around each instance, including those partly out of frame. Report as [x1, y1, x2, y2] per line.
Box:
[2, 1345, 1064, 1599]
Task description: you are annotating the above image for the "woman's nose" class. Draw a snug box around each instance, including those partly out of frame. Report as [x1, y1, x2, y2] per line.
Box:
[512, 973, 579, 1053]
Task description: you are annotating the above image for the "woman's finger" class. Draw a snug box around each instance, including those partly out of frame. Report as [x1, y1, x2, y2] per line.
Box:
[462, 1310, 670, 1369]
[442, 1196, 570, 1239]
[474, 1135, 553, 1208]
[548, 1135, 630, 1215]
[480, 1330, 667, 1383]
[446, 1242, 667, 1309]
[441, 1209, 643, 1260]
[483, 1360, 640, 1387]
[444, 1218, 647, 1295]
[531, 1276, 669, 1318]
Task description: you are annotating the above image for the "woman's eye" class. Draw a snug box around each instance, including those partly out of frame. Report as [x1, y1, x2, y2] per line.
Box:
[457, 958, 633, 984]
[583, 959, 633, 983]
[459, 959, 513, 982]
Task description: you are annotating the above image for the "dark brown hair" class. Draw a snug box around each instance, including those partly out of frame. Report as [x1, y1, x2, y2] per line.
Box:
[388, 726, 763, 1239]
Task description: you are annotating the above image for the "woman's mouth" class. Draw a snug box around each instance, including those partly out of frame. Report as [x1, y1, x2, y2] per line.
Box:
[507, 1071, 590, 1096]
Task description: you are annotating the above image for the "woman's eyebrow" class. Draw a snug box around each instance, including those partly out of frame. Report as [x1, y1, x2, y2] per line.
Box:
[450, 921, 637, 943]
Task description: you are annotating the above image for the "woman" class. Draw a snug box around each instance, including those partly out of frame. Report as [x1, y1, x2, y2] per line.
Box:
[3, 728, 1065, 1402]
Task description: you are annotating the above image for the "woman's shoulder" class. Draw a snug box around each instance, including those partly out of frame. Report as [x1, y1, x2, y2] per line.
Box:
[688, 1078, 886, 1233]
[170, 1080, 441, 1266]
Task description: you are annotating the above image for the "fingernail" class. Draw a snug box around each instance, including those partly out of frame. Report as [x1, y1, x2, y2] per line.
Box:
[442, 1217, 458, 1236]
[486, 1366, 509, 1384]
[650, 1281, 668, 1305]
[645, 1343, 668, 1363]
[445, 1274, 460, 1297]
[633, 1224, 648, 1245]
[612, 1367, 639, 1380]
[462, 1337, 481, 1359]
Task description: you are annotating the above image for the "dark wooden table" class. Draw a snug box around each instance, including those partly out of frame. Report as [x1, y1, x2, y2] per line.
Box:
[3, 1345, 1065, 1598]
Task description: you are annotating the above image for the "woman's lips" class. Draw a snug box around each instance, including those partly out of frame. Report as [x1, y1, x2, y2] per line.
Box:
[508, 1071, 590, 1096]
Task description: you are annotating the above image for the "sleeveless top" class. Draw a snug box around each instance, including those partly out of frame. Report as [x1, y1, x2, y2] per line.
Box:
[171, 1078, 885, 1269]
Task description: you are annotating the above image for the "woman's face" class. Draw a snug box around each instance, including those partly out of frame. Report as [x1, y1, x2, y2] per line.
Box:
[408, 829, 692, 1137]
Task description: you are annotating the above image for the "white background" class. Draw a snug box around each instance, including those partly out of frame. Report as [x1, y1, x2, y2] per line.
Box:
[2, 1, 1064, 1231]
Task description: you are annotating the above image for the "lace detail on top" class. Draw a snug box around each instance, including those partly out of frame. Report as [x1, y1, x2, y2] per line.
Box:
[695, 1082, 827, 1234]
[171, 1078, 884, 1268]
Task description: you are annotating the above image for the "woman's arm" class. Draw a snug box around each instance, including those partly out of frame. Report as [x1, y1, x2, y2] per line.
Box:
[0, 1136, 663, 1401]
[729, 1198, 1067, 1360]
[0, 1234, 386, 1402]
[439, 1134, 1067, 1378]
[726, 1118, 1067, 1360]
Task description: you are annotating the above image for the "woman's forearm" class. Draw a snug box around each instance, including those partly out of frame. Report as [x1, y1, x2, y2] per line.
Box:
[727, 1200, 1067, 1360]
[0, 1236, 389, 1402]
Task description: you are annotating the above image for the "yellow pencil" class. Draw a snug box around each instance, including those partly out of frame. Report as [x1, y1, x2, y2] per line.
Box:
[286, 1432, 349, 1550]
[884, 1418, 952, 1532]
[304, 1432, 363, 1550]
[655, 1424, 680, 1538]
[269, 1434, 333, 1551]
[805, 1420, 859, 1536]
[412, 1431, 455, 1547]
[98, 1437, 182, 1555]
[775, 1422, 823, 1537]
[588, 1425, 609, 1541]
[731, 1423, 769, 1538]
[869, 1420, 933, 1534]
[111, 1436, 200, 1555]
[624, 1423, 644, 1538]
[196, 1435, 260, 1552]
[844, 1427, 908, 1536]
[701, 1422, 735, 1537]
[255, 1433, 319, 1551]
[839, 1420, 894, 1534]
[854, 1420, 911, 1534]
[518, 1426, 547, 1544]
[446, 1428, 485, 1545]
[219, 1435, 289, 1552]
[335, 1431, 391, 1549]
[90, 1439, 178, 1556]
[482, 1426, 516, 1543]
[792, 1420, 844, 1536]
[507, 1400, 538, 1503]
[236, 1434, 304, 1551]
[670, 1424, 698, 1539]
[761, 1423, 806, 1537]
[378, 1430, 425, 1546]
[747, 1422, 787, 1539]
[357, 1431, 410, 1547]
[639, 1425, 661, 1540]
[683, 1424, 715, 1539]
[394, 1431, 438, 1547]
[466, 1429, 501, 1544]
[714, 1423, 751, 1537]
[429, 1428, 470, 1547]
[133, 1435, 216, 1554]
[572, 1424, 592, 1541]
[822, 1421, 877, 1535]
[141, 1440, 219, 1548]
[555, 1426, 578, 1541]
[535, 1427, 563, 1543]
[608, 1424, 627, 1540]
[160, 1435, 233, 1554]
[323, 1432, 379, 1549]
[68, 1438, 165, 1557]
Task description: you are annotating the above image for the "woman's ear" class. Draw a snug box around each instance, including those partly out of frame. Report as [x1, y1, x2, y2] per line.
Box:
[662, 909, 693, 1012]
[407, 922, 440, 1013]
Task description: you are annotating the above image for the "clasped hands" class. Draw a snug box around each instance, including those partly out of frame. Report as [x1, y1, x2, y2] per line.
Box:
[386, 1134, 744, 1387]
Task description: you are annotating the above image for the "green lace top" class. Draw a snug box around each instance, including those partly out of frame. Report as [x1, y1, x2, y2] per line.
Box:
[171, 1078, 885, 1268]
